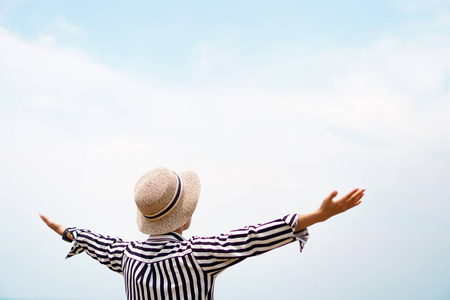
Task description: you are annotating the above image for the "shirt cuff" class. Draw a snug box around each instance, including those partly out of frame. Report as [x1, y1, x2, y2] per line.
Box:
[293, 228, 309, 253]
[64, 227, 85, 259]
[283, 214, 310, 253]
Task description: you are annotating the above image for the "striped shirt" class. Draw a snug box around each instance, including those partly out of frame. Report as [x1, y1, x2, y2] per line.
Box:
[66, 214, 309, 300]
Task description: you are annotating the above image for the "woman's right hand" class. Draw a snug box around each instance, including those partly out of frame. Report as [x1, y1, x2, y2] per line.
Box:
[40, 214, 73, 240]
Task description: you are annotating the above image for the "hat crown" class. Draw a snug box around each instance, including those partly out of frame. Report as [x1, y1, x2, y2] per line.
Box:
[134, 167, 180, 217]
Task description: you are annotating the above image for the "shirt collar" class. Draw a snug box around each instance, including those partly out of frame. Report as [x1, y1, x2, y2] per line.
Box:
[146, 232, 186, 243]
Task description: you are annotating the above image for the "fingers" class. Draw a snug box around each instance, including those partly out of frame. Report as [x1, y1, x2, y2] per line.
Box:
[347, 189, 365, 202]
[325, 190, 338, 202]
[39, 213, 51, 225]
[40, 213, 57, 228]
[342, 188, 360, 200]
[40, 213, 56, 229]
[345, 189, 365, 208]
[39, 213, 65, 236]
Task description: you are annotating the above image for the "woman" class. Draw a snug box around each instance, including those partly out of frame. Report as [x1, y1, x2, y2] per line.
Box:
[41, 166, 365, 300]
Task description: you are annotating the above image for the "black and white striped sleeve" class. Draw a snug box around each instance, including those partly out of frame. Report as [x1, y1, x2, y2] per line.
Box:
[65, 227, 130, 275]
[190, 214, 309, 275]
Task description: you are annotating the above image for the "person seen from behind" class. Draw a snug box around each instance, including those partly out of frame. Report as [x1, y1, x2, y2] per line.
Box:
[41, 166, 365, 300]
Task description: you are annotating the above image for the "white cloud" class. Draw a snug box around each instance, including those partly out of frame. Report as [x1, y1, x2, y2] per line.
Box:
[3, 24, 449, 144]
[188, 31, 450, 153]
[25, 94, 60, 109]
[2, 24, 449, 180]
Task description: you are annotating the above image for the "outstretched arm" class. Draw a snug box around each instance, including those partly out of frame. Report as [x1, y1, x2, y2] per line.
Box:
[39, 213, 128, 273]
[40, 214, 73, 241]
[296, 188, 365, 232]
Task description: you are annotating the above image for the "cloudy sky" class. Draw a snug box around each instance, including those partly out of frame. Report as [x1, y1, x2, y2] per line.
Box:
[1, 1, 449, 299]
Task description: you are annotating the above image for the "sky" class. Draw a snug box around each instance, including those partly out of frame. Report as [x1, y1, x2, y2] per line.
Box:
[1, 0, 449, 299]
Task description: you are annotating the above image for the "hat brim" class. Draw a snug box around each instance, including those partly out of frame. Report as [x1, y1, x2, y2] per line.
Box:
[136, 170, 201, 235]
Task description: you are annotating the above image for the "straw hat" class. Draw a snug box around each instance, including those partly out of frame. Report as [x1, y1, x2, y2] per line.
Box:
[134, 167, 201, 235]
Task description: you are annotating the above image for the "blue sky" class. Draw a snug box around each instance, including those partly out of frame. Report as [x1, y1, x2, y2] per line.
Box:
[1, 1, 449, 299]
